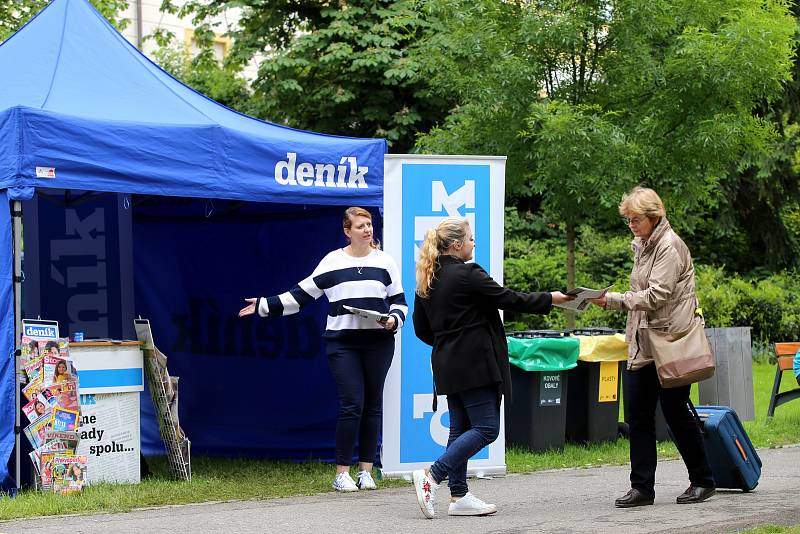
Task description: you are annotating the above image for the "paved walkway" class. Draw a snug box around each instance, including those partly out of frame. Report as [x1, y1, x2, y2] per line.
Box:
[1, 445, 798, 533]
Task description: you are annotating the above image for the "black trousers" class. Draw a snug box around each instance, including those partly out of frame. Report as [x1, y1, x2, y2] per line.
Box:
[624, 363, 715, 496]
[326, 336, 394, 466]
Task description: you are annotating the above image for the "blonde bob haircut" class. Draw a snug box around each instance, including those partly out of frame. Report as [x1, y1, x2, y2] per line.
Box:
[618, 186, 666, 219]
[415, 217, 470, 298]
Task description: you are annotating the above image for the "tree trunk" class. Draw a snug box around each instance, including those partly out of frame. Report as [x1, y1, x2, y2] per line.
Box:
[566, 221, 576, 328]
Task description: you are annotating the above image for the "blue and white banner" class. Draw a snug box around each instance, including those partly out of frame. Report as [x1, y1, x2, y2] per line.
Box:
[381, 155, 507, 478]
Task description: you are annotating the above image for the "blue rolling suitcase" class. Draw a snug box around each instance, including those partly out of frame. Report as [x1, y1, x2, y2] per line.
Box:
[690, 403, 762, 491]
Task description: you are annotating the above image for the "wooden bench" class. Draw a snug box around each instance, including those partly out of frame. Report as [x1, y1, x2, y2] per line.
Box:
[767, 342, 800, 417]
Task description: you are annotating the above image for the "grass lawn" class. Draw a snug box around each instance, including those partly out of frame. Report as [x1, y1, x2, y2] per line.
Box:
[741, 527, 800, 534]
[0, 361, 797, 520]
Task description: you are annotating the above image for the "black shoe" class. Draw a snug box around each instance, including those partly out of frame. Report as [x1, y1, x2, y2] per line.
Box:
[615, 488, 655, 508]
[676, 485, 716, 504]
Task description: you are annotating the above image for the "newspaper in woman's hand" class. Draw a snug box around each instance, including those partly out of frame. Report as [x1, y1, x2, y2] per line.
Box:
[556, 286, 611, 313]
[342, 305, 390, 322]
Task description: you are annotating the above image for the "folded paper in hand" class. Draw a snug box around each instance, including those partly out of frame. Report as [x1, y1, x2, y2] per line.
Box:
[556, 286, 611, 313]
[343, 305, 390, 322]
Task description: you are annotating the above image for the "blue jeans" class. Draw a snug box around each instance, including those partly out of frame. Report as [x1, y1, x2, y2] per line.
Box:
[326, 337, 394, 466]
[429, 386, 500, 497]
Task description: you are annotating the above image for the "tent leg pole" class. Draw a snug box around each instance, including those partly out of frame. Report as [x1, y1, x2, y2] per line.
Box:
[12, 201, 21, 490]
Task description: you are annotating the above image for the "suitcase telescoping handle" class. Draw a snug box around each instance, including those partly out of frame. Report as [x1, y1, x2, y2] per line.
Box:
[687, 399, 704, 433]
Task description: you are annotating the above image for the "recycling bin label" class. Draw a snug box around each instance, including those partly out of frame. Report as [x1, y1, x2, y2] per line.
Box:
[598, 361, 619, 402]
[539, 372, 562, 406]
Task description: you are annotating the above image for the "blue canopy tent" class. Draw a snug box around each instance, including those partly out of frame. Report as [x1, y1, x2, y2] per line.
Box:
[0, 0, 387, 487]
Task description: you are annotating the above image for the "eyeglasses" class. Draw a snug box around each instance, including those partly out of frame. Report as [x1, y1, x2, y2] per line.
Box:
[622, 216, 646, 226]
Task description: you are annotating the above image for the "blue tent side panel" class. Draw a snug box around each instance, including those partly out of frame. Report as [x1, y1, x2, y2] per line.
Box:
[0, 193, 16, 485]
[132, 202, 356, 460]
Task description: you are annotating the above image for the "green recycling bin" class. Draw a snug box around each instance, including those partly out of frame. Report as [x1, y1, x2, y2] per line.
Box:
[565, 328, 627, 444]
[505, 331, 579, 452]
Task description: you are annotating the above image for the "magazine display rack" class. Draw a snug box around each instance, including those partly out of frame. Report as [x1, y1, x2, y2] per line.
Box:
[18, 320, 87, 493]
[135, 319, 191, 481]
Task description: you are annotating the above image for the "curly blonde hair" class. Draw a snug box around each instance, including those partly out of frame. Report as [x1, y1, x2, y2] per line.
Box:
[415, 217, 470, 298]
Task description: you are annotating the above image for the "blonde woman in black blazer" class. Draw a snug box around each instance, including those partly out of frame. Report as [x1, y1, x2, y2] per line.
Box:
[411, 217, 572, 519]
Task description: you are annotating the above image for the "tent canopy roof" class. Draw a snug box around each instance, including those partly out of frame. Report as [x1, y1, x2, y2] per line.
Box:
[0, 0, 386, 204]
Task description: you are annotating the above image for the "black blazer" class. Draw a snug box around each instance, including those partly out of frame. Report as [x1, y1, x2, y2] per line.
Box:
[412, 255, 552, 403]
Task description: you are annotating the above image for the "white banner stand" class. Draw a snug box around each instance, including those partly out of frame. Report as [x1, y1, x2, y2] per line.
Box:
[381, 154, 507, 479]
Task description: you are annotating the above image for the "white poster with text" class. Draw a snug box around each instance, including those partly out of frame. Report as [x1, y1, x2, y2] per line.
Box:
[77, 392, 140, 484]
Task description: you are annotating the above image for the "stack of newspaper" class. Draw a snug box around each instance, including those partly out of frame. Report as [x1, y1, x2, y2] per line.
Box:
[20, 336, 87, 494]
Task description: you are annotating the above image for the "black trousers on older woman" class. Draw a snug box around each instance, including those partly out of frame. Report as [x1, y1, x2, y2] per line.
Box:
[624, 363, 715, 496]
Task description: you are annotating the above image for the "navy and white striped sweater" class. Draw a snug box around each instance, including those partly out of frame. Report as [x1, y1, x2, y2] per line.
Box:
[257, 248, 408, 339]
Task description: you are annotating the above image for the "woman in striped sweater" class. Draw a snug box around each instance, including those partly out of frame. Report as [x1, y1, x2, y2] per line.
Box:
[239, 207, 407, 492]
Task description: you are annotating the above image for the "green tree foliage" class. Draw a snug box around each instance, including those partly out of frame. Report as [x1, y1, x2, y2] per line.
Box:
[162, 0, 454, 151]
[416, 0, 796, 303]
[146, 28, 253, 114]
[604, 0, 795, 231]
[0, 0, 128, 42]
[698, 4, 800, 272]
[0, 0, 48, 41]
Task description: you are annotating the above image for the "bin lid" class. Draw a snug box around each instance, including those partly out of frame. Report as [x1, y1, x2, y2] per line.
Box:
[507, 336, 579, 371]
[565, 327, 621, 336]
[506, 330, 566, 339]
[574, 333, 628, 362]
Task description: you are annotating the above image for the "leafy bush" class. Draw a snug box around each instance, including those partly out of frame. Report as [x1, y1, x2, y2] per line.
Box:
[504, 227, 800, 342]
[697, 267, 800, 342]
[504, 227, 630, 332]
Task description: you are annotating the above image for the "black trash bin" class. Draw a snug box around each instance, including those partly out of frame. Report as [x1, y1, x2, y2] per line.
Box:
[564, 328, 627, 444]
[505, 331, 579, 452]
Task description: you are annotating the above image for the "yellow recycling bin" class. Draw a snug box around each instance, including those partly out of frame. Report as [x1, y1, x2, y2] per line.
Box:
[565, 328, 627, 443]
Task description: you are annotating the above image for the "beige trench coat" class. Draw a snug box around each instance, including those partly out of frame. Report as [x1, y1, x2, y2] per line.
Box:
[605, 218, 699, 370]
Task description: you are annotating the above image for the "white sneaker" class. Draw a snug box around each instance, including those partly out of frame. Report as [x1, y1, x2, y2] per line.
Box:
[332, 472, 359, 492]
[357, 470, 377, 490]
[448, 492, 498, 516]
[413, 469, 438, 519]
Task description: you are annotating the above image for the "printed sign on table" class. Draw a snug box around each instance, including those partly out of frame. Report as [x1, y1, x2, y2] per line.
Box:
[76, 392, 140, 484]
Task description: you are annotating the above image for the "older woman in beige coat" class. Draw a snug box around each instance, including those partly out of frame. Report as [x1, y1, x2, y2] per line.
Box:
[590, 187, 715, 508]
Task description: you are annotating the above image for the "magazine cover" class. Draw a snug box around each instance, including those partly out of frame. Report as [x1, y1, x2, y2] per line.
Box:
[20, 336, 39, 365]
[20, 336, 44, 384]
[22, 374, 44, 403]
[22, 397, 51, 424]
[39, 451, 62, 491]
[24, 412, 53, 450]
[42, 430, 80, 454]
[52, 407, 79, 432]
[51, 455, 87, 495]
[43, 352, 75, 388]
[40, 338, 69, 359]
[22, 358, 43, 384]
[37, 383, 58, 409]
[38, 380, 79, 412]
